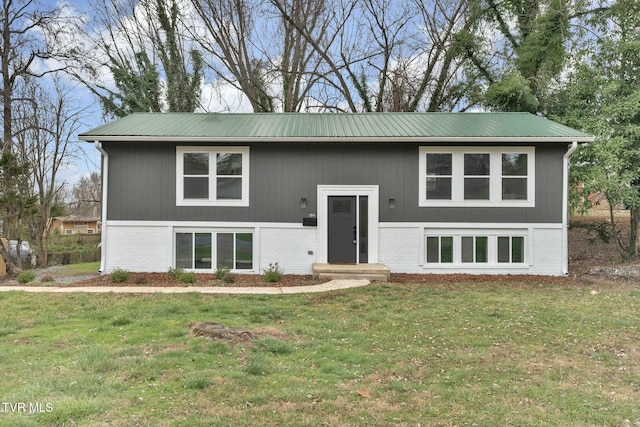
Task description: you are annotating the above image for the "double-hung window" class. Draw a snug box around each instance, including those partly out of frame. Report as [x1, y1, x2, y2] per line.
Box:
[177, 146, 249, 206]
[419, 147, 535, 207]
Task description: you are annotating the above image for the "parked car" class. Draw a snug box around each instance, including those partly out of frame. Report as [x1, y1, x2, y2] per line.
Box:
[9, 240, 32, 263]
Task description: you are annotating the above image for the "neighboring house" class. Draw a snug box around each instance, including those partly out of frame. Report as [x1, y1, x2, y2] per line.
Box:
[49, 217, 101, 235]
[78, 112, 593, 276]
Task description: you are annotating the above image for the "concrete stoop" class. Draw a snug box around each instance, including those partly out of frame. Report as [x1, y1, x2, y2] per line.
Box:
[312, 263, 391, 282]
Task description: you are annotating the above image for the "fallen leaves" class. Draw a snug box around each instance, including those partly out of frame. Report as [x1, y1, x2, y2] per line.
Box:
[356, 389, 371, 399]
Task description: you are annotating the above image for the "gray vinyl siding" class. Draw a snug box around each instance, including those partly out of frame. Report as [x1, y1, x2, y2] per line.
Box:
[105, 142, 565, 224]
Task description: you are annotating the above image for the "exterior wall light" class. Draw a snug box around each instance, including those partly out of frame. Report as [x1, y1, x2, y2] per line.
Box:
[300, 197, 307, 209]
[389, 198, 396, 209]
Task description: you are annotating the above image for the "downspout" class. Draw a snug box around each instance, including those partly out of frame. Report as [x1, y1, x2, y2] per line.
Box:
[562, 141, 579, 276]
[95, 141, 108, 274]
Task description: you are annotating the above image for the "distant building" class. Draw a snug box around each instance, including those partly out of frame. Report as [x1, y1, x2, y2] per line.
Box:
[49, 217, 101, 235]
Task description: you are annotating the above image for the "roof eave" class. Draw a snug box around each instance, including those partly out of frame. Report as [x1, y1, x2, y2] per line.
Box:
[78, 135, 595, 143]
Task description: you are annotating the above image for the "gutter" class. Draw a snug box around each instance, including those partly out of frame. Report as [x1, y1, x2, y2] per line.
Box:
[79, 135, 596, 144]
[94, 141, 108, 274]
[562, 141, 579, 276]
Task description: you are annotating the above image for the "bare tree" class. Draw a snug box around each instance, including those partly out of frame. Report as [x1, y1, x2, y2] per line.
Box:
[0, 0, 80, 271]
[12, 77, 84, 266]
[70, 172, 102, 218]
[1, 0, 80, 154]
[273, 0, 483, 112]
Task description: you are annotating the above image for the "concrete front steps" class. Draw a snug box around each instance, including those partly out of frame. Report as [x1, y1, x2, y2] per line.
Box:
[312, 263, 391, 282]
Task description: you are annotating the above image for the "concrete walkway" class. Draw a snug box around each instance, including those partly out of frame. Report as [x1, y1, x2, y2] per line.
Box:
[0, 279, 371, 295]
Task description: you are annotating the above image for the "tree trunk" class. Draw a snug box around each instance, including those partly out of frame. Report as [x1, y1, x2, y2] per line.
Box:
[629, 207, 640, 261]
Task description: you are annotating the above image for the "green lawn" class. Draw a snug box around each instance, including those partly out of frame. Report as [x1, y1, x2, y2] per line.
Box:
[0, 280, 639, 426]
[57, 262, 101, 276]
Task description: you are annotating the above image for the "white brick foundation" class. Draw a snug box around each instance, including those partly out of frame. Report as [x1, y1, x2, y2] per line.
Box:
[102, 221, 565, 276]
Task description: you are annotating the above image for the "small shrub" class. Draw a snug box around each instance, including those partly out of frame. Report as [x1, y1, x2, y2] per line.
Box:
[214, 266, 234, 283]
[168, 267, 184, 280]
[17, 271, 36, 284]
[178, 271, 197, 284]
[263, 262, 284, 283]
[215, 266, 230, 280]
[135, 277, 148, 285]
[110, 268, 130, 283]
[40, 274, 55, 283]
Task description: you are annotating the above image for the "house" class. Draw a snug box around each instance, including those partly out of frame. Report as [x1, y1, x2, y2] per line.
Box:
[78, 112, 593, 277]
[49, 216, 101, 235]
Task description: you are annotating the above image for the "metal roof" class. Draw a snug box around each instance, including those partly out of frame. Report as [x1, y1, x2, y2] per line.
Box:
[78, 112, 594, 143]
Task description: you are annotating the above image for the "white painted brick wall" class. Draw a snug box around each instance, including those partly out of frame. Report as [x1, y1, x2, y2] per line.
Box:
[105, 225, 171, 273]
[378, 227, 423, 273]
[531, 228, 563, 275]
[379, 225, 564, 276]
[259, 227, 317, 275]
[103, 222, 564, 276]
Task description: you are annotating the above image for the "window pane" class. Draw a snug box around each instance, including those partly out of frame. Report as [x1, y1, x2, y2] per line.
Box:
[498, 237, 510, 263]
[502, 153, 527, 176]
[176, 233, 193, 269]
[184, 177, 209, 199]
[195, 233, 212, 269]
[184, 153, 209, 175]
[217, 177, 242, 199]
[461, 237, 473, 263]
[441, 237, 453, 263]
[464, 178, 490, 200]
[464, 154, 490, 175]
[502, 178, 527, 200]
[512, 237, 524, 263]
[476, 237, 488, 263]
[426, 177, 452, 200]
[217, 153, 242, 175]
[426, 237, 439, 263]
[235, 233, 253, 269]
[426, 153, 452, 175]
[359, 196, 368, 264]
[217, 233, 234, 269]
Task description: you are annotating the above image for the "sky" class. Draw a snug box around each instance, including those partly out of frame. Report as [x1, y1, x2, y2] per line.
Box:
[34, 0, 256, 190]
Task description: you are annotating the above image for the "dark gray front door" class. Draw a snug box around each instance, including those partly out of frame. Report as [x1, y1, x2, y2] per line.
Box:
[328, 196, 357, 263]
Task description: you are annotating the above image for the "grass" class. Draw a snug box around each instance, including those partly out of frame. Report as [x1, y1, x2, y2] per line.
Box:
[58, 261, 101, 276]
[0, 280, 639, 426]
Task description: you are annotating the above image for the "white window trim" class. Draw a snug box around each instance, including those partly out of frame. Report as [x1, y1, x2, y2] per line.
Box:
[176, 146, 250, 207]
[418, 146, 535, 207]
[173, 227, 255, 272]
[423, 228, 529, 268]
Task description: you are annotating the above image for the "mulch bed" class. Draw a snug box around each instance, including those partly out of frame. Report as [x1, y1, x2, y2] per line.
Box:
[66, 272, 326, 287]
[56, 271, 589, 288]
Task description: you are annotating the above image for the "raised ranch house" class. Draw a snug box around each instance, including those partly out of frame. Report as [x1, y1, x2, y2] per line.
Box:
[78, 112, 593, 278]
